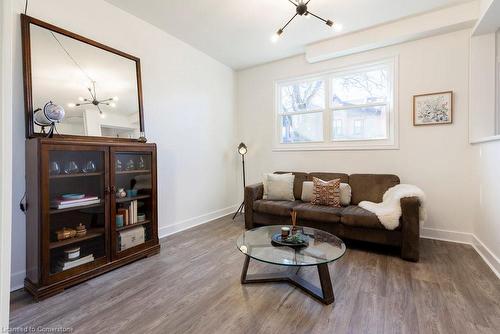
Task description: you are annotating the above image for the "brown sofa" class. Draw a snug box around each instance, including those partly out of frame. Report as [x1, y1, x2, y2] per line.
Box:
[244, 172, 420, 261]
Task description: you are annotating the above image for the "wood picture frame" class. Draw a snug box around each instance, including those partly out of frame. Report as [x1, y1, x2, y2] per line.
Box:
[21, 14, 145, 141]
[413, 91, 453, 126]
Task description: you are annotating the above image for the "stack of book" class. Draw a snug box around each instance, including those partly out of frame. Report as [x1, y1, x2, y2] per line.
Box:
[51, 196, 100, 210]
[56, 254, 94, 272]
[117, 200, 138, 226]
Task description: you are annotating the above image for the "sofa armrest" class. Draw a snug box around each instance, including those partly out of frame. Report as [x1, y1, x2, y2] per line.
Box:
[400, 196, 420, 261]
[244, 183, 263, 229]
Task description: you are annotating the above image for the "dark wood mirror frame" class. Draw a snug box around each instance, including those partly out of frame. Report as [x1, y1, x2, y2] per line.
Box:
[21, 14, 145, 141]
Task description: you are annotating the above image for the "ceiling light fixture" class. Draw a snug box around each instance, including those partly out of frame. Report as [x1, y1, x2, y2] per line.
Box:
[68, 81, 118, 115]
[272, 0, 339, 41]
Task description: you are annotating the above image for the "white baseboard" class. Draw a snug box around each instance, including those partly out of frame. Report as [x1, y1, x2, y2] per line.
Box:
[420, 227, 474, 244]
[158, 204, 239, 239]
[10, 270, 24, 292]
[11, 219, 496, 291]
[421, 227, 500, 279]
[471, 235, 500, 278]
[9, 204, 239, 292]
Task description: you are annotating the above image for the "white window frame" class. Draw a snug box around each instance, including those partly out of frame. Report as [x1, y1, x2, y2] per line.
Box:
[274, 56, 399, 151]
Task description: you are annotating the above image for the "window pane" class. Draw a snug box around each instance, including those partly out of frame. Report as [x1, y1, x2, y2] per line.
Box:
[280, 80, 325, 113]
[332, 67, 388, 107]
[280, 113, 323, 143]
[332, 106, 387, 140]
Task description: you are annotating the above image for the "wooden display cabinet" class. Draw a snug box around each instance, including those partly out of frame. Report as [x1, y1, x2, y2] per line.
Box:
[24, 138, 159, 300]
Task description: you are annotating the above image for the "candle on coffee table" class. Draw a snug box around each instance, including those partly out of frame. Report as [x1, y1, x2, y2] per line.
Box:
[281, 227, 290, 239]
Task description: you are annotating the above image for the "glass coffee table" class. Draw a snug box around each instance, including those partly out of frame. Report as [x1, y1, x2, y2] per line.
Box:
[236, 225, 346, 305]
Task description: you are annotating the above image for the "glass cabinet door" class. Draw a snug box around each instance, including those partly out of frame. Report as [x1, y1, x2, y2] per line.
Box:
[43, 145, 109, 283]
[111, 148, 156, 259]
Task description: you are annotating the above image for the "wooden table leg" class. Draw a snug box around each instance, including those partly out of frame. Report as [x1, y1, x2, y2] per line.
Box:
[240, 256, 335, 305]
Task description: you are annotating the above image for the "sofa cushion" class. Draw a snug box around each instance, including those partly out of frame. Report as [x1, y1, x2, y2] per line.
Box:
[349, 174, 400, 205]
[253, 200, 302, 217]
[311, 177, 341, 207]
[309, 172, 349, 184]
[340, 205, 384, 229]
[294, 203, 343, 223]
[275, 171, 309, 200]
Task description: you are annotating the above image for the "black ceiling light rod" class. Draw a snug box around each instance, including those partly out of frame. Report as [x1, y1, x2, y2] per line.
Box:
[274, 0, 335, 40]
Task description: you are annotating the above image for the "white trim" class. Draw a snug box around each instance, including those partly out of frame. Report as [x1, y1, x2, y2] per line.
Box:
[273, 56, 399, 151]
[10, 271, 25, 292]
[470, 134, 500, 144]
[421, 227, 500, 279]
[158, 204, 239, 239]
[0, 0, 13, 326]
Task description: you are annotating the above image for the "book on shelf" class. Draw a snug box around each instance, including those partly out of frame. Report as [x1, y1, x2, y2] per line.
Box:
[127, 200, 138, 225]
[57, 254, 94, 271]
[52, 196, 98, 205]
[51, 198, 101, 210]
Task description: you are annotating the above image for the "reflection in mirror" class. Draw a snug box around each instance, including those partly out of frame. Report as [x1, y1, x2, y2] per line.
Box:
[30, 23, 141, 138]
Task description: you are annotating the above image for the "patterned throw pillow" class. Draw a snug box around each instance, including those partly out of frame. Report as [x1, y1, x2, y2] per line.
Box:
[311, 177, 341, 207]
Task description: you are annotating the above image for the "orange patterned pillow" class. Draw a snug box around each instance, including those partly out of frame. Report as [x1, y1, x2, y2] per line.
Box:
[311, 177, 341, 207]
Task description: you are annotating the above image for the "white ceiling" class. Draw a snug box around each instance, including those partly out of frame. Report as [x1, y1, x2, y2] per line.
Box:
[106, 0, 473, 70]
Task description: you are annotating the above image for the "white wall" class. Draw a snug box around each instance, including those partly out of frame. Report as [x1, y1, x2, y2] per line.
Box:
[472, 142, 500, 274]
[237, 29, 476, 238]
[9, 0, 238, 290]
[1, 0, 14, 326]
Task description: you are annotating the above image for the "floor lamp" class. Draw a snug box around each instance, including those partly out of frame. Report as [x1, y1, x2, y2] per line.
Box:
[233, 142, 247, 220]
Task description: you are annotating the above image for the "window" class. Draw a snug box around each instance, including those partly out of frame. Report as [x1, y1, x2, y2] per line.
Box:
[276, 57, 397, 150]
[278, 79, 325, 143]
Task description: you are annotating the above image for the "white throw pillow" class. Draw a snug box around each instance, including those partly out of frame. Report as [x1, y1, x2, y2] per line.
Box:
[262, 173, 295, 201]
[263, 173, 291, 199]
[301, 181, 351, 206]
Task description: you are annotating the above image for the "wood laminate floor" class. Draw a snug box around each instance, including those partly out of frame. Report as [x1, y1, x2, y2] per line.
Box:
[10, 215, 500, 334]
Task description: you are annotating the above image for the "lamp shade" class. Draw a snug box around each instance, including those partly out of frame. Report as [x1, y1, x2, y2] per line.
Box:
[238, 142, 247, 155]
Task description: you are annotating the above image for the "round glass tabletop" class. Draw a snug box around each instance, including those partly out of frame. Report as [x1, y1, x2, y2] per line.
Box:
[236, 225, 346, 266]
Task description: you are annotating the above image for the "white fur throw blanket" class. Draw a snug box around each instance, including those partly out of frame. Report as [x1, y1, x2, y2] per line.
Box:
[359, 184, 426, 230]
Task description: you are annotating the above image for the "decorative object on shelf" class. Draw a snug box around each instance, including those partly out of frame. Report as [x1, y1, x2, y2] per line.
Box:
[116, 188, 127, 198]
[232, 142, 247, 220]
[75, 223, 87, 238]
[64, 246, 80, 261]
[82, 160, 96, 173]
[33, 101, 65, 137]
[118, 226, 145, 251]
[125, 159, 135, 171]
[56, 227, 76, 241]
[63, 161, 79, 174]
[281, 226, 290, 239]
[413, 91, 453, 126]
[51, 195, 100, 210]
[271, 0, 341, 42]
[137, 156, 145, 170]
[49, 161, 61, 175]
[115, 159, 123, 171]
[116, 214, 124, 228]
[137, 213, 146, 222]
[61, 193, 85, 200]
[126, 189, 138, 198]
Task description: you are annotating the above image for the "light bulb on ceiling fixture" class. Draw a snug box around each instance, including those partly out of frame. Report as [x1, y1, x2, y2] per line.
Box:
[333, 22, 343, 32]
[67, 103, 76, 108]
[110, 102, 116, 108]
[78, 97, 84, 102]
[100, 113, 106, 119]
[271, 29, 283, 43]
[112, 96, 119, 101]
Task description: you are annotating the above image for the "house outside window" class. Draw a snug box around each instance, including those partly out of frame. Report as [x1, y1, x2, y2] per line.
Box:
[275, 57, 398, 150]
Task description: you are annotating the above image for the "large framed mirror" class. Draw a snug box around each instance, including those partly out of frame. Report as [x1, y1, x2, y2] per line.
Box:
[21, 14, 144, 140]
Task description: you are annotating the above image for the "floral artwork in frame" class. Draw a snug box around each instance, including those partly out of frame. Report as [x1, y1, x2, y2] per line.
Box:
[413, 91, 453, 126]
